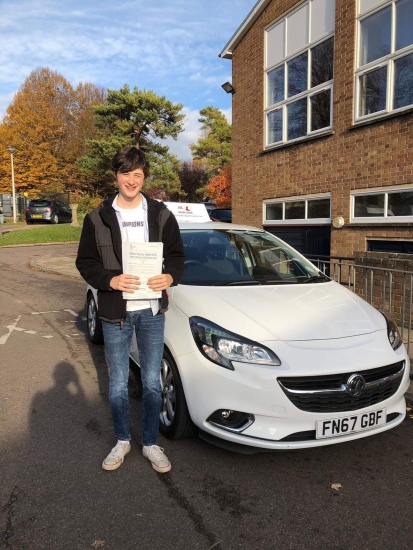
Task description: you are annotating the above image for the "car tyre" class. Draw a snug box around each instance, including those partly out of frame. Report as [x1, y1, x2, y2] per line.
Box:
[26, 221, 33, 225]
[51, 214, 59, 224]
[86, 293, 104, 345]
[159, 348, 197, 440]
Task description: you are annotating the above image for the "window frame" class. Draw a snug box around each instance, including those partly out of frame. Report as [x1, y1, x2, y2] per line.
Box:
[264, 0, 335, 149]
[263, 194, 332, 225]
[355, 0, 413, 122]
[350, 185, 413, 222]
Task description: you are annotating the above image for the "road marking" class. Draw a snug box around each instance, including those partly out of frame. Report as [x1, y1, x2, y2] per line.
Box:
[31, 310, 86, 321]
[1, 318, 53, 343]
[0, 316, 21, 345]
[64, 309, 79, 317]
[1, 309, 86, 344]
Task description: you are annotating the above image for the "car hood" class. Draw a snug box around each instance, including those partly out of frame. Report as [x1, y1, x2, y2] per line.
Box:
[172, 281, 386, 342]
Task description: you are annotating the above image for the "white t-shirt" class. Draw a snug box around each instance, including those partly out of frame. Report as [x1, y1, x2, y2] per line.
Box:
[114, 199, 151, 311]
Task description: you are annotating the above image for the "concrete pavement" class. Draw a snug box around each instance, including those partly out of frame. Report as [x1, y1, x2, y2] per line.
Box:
[30, 252, 82, 279]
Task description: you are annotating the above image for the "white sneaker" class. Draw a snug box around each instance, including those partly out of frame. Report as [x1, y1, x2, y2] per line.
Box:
[142, 445, 171, 473]
[102, 440, 131, 471]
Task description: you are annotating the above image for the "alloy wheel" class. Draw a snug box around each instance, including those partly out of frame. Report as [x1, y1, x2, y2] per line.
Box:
[88, 297, 97, 337]
[160, 357, 176, 427]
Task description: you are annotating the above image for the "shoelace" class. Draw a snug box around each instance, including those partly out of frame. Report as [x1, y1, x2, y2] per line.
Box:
[109, 442, 128, 459]
[147, 446, 167, 461]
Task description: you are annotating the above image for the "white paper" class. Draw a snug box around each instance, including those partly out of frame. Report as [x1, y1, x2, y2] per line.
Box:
[122, 242, 163, 300]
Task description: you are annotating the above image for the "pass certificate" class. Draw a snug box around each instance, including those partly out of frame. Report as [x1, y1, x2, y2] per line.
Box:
[122, 242, 164, 300]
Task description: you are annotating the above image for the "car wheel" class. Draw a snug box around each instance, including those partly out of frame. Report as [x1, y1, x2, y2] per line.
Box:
[26, 221, 33, 225]
[51, 214, 59, 224]
[86, 293, 104, 344]
[159, 348, 197, 439]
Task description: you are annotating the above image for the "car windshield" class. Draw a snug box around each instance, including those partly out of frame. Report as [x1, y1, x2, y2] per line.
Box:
[29, 201, 51, 207]
[180, 229, 329, 286]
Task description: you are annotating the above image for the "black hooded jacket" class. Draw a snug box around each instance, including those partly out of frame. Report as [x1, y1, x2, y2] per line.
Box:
[76, 193, 185, 323]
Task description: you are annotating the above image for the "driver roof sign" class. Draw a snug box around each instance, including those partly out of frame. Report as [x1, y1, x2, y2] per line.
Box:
[165, 202, 210, 223]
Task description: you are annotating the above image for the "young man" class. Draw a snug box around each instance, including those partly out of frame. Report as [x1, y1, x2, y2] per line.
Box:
[76, 147, 185, 473]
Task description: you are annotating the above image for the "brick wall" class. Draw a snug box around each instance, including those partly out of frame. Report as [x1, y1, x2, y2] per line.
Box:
[230, 0, 413, 257]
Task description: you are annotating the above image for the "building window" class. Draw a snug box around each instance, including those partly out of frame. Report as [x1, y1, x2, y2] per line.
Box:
[367, 239, 413, 253]
[351, 187, 413, 221]
[265, 0, 335, 148]
[356, 0, 413, 121]
[264, 195, 331, 225]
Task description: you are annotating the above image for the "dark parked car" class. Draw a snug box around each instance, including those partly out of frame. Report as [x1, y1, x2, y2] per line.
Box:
[201, 202, 216, 214]
[209, 208, 232, 223]
[26, 200, 72, 224]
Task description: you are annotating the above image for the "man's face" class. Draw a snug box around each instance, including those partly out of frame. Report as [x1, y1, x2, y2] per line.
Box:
[115, 168, 145, 201]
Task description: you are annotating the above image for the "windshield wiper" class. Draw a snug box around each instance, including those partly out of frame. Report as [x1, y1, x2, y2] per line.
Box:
[217, 280, 262, 286]
[299, 274, 330, 284]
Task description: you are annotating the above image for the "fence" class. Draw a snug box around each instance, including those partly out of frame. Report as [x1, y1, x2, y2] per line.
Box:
[306, 255, 413, 358]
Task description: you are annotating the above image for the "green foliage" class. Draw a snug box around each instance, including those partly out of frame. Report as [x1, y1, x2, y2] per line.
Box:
[0, 224, 81, 246]
[169, 161, 208, 202]
[77, 195, 103, 221]
[77, 85, 185, 197]
[190, 106, 232, 175]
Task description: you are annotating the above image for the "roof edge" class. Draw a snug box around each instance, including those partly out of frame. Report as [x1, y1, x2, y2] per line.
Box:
[219, 0, 272, 59]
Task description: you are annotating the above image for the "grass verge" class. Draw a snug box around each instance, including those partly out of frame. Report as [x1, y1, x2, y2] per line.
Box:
[0, 224, 82, 246]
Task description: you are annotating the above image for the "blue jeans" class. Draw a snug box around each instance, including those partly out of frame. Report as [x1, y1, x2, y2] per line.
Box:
[101, 309, 165, 446]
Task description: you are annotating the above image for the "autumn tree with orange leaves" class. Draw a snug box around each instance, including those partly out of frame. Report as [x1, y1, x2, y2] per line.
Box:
[205, 164, 232, 208]
[0, 67, 105, 198]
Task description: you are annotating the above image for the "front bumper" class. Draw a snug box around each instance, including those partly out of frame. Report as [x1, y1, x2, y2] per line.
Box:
[171, 330, 410, 450]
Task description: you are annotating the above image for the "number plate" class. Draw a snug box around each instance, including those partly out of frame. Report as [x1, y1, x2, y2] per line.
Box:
[316, 408, 386, 439]
[32, 215, 43, 218]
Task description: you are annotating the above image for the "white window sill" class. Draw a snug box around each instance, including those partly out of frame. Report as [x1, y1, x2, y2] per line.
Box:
[262, 129, 334, 154]
[349, 219, 413, 225]
[263, 219, 331, 226]
[351, 106, 413, 130]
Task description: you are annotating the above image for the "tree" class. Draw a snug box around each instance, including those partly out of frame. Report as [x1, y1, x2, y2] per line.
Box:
[190, 106, 232, 175]
[0, 68, 105, 197]
[205, 164, 232, 208]
[77, 85, 185, 197]
[169, 161, 208, 202]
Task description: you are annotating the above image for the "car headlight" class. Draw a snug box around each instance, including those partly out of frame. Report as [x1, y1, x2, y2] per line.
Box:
[190, 316, 281, 370]
[380, 312, 403, 351]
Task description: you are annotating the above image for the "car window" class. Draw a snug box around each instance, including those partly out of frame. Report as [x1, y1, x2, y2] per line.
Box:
[210, 209, 232, 221]
[180, 229, 326, 286]
[29, 201, 52, 207]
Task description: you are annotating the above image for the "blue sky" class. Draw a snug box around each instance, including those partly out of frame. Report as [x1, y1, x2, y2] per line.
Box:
[0, 0, 256, 159]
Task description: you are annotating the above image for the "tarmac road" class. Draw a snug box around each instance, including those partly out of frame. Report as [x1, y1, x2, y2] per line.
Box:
[0, 243, 412, 550]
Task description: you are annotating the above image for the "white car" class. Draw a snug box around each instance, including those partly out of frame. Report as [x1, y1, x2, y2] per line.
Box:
[86, 221, 410, 452]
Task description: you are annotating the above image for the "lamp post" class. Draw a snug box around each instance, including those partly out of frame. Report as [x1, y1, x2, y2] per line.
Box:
[6, 146, 17, 223]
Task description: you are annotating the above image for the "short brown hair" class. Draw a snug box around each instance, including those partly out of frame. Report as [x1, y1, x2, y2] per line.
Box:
[111, 147, 150, 178]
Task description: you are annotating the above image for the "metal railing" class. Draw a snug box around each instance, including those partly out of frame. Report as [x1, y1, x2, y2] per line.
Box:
[307, 256, 413, 358]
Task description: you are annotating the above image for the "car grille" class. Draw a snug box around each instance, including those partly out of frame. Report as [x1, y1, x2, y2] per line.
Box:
[277, 361, 405, 413]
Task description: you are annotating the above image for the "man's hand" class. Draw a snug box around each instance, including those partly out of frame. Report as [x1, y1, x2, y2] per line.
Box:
[147, 274, 173, 292]
[110, 274, 140, 292]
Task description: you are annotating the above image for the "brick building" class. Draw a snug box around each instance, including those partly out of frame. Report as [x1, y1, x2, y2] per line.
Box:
[220, 0, 413, 258]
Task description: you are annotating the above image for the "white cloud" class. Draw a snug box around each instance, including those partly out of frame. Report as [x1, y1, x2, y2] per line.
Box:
[0, 0, 249, 150]
[163, 107, 203, 161]
[163, 105, 232, 161]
